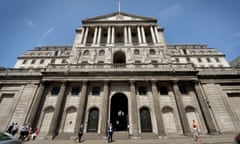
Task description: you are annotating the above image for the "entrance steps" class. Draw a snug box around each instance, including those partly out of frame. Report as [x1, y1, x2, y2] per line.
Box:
[113, 131, 129, 139]
[140, 133, 158, 139]
[54, 133, 75, 140]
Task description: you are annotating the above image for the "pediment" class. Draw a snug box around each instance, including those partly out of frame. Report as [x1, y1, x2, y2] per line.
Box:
[83, 12, 157, 23]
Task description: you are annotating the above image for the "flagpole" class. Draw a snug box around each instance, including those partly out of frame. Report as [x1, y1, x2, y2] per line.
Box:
[118, 0, 120, 15]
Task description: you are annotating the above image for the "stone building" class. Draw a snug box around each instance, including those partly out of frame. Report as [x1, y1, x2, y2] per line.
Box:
[0, 12, 240, 139]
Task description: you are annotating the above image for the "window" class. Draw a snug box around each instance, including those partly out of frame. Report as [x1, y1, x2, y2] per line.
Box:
[99, 50, 105, 56]
[134, 49, 140, 55]
[135, 60, 141, 64]
[149, 49, 156, 55]
[40, 59, 44, 64]
[92, 86, 100, 95]
[83, 50, 90, 56]
[139, 86, 147, 95]
[158, 86, 168, 95]
[152, 60, 158, 64]
[197, 58, 202, 62]
[82, 61, 88, 64]
[71, 87, 80, 95]
[62, 59, 67, 64]
[179, 86, 188, 94]
[215, 57, 220, 63]
[98, 61, 104, 64]
[22, 60, 27, 64]
[51, 86, 60, 95]
[175, 58, 179, 63]
[31, 59, 36, 64]
[51, 59, 55, 64]
[206, 58, 211, 63]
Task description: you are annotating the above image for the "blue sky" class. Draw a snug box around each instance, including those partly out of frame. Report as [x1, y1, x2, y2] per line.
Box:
[0, 0, 239, 68]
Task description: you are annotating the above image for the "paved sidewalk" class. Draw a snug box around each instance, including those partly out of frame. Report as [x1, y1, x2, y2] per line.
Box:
[23, 133, 236, 144]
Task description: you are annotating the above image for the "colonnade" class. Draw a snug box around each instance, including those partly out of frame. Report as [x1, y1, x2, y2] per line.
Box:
[80, 25, 161, 46]
[27, 80, 218, 138]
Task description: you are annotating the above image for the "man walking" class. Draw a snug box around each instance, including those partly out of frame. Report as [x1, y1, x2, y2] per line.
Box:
[78, 124, 84, 143]
[107, 123, 113, 143]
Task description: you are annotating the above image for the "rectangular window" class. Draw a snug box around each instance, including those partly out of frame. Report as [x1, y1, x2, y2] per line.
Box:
[51, 86, 60, 95]
[179, 86, 188, 94]
[92, 86, 100, 95]
[215, 57, 220, 63]
[158, 86, 168, 95]
[51, 59, 55, 64]
[197, 58, 202, 62]
[40, 59, 44, 64]
[22, 60, 27, 64]
[31, 59, 36, 64]
[138, 86, 147, 95]
[71, 87, 80, 95]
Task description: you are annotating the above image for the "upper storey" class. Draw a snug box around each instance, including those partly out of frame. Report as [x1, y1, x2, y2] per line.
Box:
[73, 12, 165, 47]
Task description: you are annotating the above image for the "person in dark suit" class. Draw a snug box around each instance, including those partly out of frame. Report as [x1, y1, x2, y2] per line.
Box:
[78, 124, 84, 143]
[107, 123, 113, 143]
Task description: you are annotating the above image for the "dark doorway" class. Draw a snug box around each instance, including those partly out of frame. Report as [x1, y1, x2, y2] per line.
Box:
[113, 51, 126, 64]
[140, 107, 152, 132]
[87, 108, 99, 132]
[110, 93, 128, 131]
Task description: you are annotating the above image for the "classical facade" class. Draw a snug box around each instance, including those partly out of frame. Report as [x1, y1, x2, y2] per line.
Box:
[0, 12, 240, 140]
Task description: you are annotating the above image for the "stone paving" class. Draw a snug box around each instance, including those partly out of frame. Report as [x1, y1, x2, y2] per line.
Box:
[23, 133, 238, 144]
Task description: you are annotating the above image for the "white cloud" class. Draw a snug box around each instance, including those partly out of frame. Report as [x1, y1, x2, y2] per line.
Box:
[24, 19, 35, 28]
[41, 27, 55, 39]
[158, 3, 183, 22]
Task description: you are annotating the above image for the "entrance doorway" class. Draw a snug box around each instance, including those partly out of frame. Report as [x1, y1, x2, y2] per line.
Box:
[110, 93, 128, 131]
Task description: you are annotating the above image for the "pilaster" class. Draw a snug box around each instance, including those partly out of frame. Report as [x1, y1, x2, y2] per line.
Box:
[129, 80, 139, 138]
[48, 81, 67, 138]
[74, 81, 88, 134]
[100, 80, 109, 137]
[172, 81, 191, 136]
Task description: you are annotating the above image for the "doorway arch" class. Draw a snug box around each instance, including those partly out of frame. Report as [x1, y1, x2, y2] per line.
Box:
[87, 108, 99, 132]
[113, 51, 126, 64]
[140, 107, 152, 132]
[110, 93, 128, 131]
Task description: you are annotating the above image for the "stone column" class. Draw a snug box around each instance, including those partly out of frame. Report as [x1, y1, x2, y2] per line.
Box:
[172, 81, 191, 136]
[92, 27, 98, 45]
[107, 26, 111, 44]
[100, 81, 109, 137]
[154, 26, 160, 43]
[193, 81, 218, 135]
[111, 26, 115, 44]
[75, 81, 88, 134]
[137, 26, 142, 44]
[151, 81, 165, 137]
[150, 26, 156, 44]
[141, 26, 146, 44]
[97, 27, 102, 45]
[129, 80, 139, 137]
[82, 27, 89, 45]
[128, 26, 132, 44]
[124, 26, 128, 44]
[48, 81, 67, 138]
[27, 81, 46, 127]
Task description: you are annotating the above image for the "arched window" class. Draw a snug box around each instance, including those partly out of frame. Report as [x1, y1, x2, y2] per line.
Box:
[99, 50, 105, 56]
[83, 50, 90, 56]
[149, 49, 156, 55]
[134, 49, 140, 55]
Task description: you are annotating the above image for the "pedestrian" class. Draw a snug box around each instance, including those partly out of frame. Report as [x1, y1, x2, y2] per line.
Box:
[192, 120, 198, 128]
[107, 123, 114, 143]
[7, 123, 14, 134]
[31, 128, 39, 140]
[11, 123, 19, 136]
[192, 125, 199, 141]
[78, 124, 84, 143]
